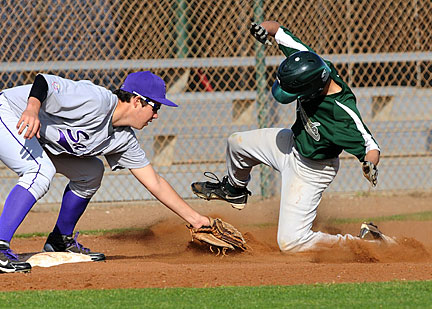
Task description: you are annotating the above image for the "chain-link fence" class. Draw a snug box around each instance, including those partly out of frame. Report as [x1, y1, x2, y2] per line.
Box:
[1, 0, 431, 204]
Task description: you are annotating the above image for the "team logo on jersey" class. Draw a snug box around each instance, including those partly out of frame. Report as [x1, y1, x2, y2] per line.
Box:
[51, 81, 60, 93]
[321, 69, 327, 80]
[297, 102, 321, 141]
[57, 129, 89, 154]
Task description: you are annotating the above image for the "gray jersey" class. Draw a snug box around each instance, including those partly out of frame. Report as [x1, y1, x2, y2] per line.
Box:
[3, 74, 149, 170]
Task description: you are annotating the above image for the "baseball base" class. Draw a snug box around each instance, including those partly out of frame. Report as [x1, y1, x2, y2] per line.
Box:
[21, 252, 92, 268]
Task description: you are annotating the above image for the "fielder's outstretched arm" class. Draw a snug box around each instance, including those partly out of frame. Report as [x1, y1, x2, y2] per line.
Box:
[130, 165, 210, 228]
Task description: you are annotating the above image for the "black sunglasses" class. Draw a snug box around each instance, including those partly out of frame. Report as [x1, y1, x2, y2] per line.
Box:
[133, 92, 161, 112]
[143, 97, 161, 112]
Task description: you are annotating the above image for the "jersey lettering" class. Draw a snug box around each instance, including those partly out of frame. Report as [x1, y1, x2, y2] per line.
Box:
[297, 102, 321, 141]
[57, 129, 90, 154]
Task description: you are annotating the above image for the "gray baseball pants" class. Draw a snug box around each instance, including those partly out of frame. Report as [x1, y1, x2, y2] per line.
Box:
[0, 95, 103, 200]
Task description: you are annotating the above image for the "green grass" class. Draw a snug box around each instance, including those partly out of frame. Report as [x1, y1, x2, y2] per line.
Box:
[329, 210, 432, 225]
[1, 281, 431, 308]
[14, 227, 150, 239]
[8, 211, 432, 308]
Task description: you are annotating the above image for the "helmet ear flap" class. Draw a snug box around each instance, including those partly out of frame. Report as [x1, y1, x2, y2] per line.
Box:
[271, 79, 297, 104]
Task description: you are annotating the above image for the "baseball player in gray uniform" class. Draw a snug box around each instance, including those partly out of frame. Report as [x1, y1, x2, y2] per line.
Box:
[0, 71, 211, 273]
[191, 21, 386, 252]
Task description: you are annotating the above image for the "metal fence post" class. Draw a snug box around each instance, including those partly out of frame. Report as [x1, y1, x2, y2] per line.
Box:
[253, 1, 272, 198]
[176, 0, 188, 58]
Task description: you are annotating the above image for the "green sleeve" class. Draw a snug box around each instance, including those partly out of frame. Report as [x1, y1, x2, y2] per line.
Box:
[277, 26, 315, 58]
[332, 100, 380, 161]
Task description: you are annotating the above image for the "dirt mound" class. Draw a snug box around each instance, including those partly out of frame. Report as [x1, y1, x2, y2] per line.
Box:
[2, 194, 432, 291]
[309, 237, 430, 263]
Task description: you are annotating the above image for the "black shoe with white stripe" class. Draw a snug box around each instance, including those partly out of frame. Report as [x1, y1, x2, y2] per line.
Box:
[43, 232, 105, 261]
[358, 222, 397, 245]
[0, 240, 31, 273]
[191, 172, 251, 210]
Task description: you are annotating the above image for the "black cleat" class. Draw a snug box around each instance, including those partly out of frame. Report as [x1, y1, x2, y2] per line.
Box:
[358, 222, 397, 245]
[191, 172, 251, 210]
[358, 222, 383, 240]
[43, 232, 105, 261]
[0, 240, 31, 273]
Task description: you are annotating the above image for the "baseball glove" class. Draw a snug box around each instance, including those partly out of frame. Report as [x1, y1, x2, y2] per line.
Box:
[188, 217, 247, 256]
[362, 161, 378, 187]
[250, 22, 272, 46]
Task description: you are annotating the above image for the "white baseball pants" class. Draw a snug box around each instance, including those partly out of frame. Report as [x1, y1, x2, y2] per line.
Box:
[226, 128, 356, 252]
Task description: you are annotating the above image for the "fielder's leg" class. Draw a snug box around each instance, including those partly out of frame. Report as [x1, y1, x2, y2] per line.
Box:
[44, 154, 105, 261]
[0, 97, 55, 243]
[52, 185, 91, 236]
[0, 96, 55, 272]
[47, 153, 105, 234]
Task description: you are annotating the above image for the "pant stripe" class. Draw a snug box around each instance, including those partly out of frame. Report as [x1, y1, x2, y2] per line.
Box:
[0, 112, 41, 191]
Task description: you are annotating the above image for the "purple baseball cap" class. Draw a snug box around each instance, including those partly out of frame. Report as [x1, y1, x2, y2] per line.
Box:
[120, 71, 178, 107]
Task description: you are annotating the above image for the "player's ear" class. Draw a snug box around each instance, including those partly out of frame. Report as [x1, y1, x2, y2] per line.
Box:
[132, 96, 141, 108]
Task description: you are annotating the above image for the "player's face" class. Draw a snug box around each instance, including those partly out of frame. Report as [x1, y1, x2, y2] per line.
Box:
[133, 97, 160, 129]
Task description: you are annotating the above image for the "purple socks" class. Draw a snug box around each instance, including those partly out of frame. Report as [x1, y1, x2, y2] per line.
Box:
[52, 185, 90, 236]
[0, 184, 90, 242]
[0, 185, 36, 242]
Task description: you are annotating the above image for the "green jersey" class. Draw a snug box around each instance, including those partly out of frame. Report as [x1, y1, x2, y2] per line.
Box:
[274, 27, 380, 161]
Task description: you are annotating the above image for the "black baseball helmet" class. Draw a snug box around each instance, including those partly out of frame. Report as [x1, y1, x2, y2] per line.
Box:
[272, 51, 331, 104]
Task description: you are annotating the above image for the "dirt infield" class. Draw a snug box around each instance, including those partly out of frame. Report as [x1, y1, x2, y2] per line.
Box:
[2, 193, 432, 291]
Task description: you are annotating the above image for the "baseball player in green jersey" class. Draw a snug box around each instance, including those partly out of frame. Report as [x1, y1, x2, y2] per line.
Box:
[191, 21, 386, 252]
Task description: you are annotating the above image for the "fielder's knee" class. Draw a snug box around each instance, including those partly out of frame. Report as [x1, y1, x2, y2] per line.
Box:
[68, 159, 104, 199]
[17, 162, 56, 200]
